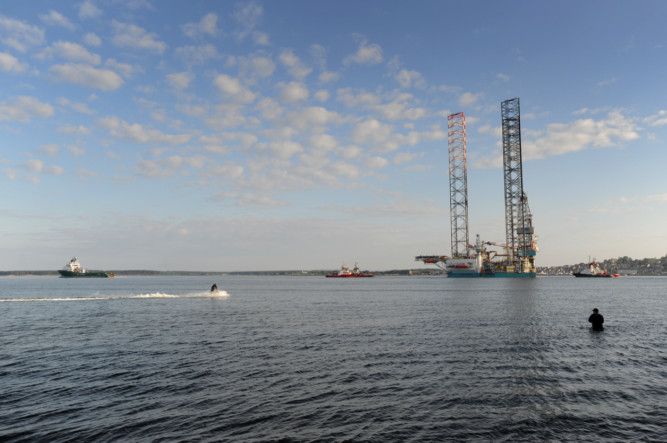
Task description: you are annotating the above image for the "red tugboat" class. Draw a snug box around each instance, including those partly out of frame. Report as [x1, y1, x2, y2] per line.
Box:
[326, 262, 375, 278]
[573, 260, 620, 278]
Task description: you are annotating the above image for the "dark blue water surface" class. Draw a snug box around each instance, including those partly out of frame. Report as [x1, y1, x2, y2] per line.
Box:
[1, 275, 665, 441]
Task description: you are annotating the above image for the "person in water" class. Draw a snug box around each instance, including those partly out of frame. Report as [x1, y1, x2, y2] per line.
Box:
[588, 308, 604, 331]
[211, 283, 218, 292]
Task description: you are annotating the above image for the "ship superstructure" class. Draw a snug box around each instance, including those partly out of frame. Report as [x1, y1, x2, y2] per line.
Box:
[416, 98, 538, 277]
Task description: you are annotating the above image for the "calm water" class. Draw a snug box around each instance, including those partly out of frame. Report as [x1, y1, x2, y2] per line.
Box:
[1, 275, 665, 441]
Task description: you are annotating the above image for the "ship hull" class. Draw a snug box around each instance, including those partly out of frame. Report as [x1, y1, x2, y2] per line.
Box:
[58, 270, 113, 278]
[573, 273, 612, 278]
[447, 272, 536, 278]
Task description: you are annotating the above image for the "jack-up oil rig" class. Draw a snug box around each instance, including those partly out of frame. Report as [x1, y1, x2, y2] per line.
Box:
[416, 98, 538, 277]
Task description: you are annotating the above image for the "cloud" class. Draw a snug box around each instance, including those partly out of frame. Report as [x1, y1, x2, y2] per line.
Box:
[395, 69, 426, 88]
[344, 39, 383, 66]
[0, 15, 45, 52]
[279, 81, 309, 103]
[314, 90, 329, 102]
[167, 72, 194, 90]
[458, 92, 483, 107]
[175, 44, 220, 65]
[284, 106, 343, 131]
[98, 116, 193, 145]
[0, 52, 26, 72]
[256, 140, 304, 159]
[351, 119, 394, 145]
[337, 88, 425, 121]
[365, 156, 389, 169]
[58, 124, 91, 135]
[83, 33, 101, 47]
[0, 96, 54, 122]
[49, 63, 123, 90]
[233, 2, 263, 41]
[213, 74, 257, 103]
[239, 53, 275, 78]
[473, 110, 641, 168]
[111, 21, 166, 54]
[279, 50, 312, 79]
[598, 77, 618, 86]
[39, 10, 75, 30]
[79, 1, 103, 19]
[496, 73, 510, 82]
[644, 110, 667, 127]
[182, 13, 218, 39]
[37, 41, 101, 65]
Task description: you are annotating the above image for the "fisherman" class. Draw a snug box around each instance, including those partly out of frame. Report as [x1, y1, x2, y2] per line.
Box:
[588, 308, 604, 331]
[211, 283, 218, 292]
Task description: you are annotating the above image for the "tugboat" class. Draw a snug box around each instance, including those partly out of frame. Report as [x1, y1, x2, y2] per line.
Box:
[573, 260, 619, 278]
[326, 262, 375, 278]
[58, 257, 114, 278]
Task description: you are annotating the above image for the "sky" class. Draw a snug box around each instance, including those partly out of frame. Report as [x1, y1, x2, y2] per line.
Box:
[1, 0, 666, 272]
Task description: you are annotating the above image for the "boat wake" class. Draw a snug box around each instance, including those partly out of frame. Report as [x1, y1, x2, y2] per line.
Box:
[0, 290, 230, 303]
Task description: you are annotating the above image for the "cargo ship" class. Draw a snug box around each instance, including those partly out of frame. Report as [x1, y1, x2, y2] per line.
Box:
[573, 261, 619, 278]
[58, 257, 114, 278]
[326, 262, 375, 278]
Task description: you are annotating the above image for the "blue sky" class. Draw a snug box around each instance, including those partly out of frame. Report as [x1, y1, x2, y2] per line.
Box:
[1, 0, 666, 271]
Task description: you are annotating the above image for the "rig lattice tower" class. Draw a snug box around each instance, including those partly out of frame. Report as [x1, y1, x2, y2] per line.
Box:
[448, 112, 469, 258]
[501, 98, 534, 271]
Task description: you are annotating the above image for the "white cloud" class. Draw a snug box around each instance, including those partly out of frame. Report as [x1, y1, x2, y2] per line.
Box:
[213, 74, 257, 104]
[111, 21, 166, 54]
[0, 15, 45, 52]
[57, 97, 96, 115]
[496, 73, 510, 82]
[175, 44, 220, 65]
[365, 156, 389, 169]
[319, 71, 340, 84]
[25, 158, 44, 172]
[98, 116, 193, 145]
[395, 69, 426, 88]
[83, 32, 101, 47]
[257, 140, 304, 159]
[233, 2, 263, 41]
[79, 1, 103, 19]
[279, 81, 309, 103]
[49, 63, 123, 90]
[644, 110, 667, 127]
[458, 92, 483, 107]
[37, 41, 101, 65]
[0, 96, 54, 122]
[337, 88, 425, 121]
[0, 52, 26, 72]
[167, 72, 194, 90]
[39, 10, 75, 30]
[58, 124, 91, 135]
[240, 54, 275, 78]
[351, 119, 394, 145]
[279, 50, 312, 79]
[105, 58, 135, 78]
[474, 110, 641, 168]
[314, 90, 329, 103]
[344, 39, 383, 66]
[284, 106, 343, 131]
[182, 13, 218, 39]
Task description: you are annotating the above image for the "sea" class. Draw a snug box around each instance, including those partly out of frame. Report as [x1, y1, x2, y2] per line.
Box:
[1, 275, 665, 442]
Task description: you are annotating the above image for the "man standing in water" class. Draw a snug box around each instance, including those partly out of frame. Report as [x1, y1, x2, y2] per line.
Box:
[588, 308, 604, 331]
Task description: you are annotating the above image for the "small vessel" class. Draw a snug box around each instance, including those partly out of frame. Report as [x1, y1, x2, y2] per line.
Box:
[326, 262, 375, 278]
[573, 261, 619, 278]
[58, 257, 114, 278]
